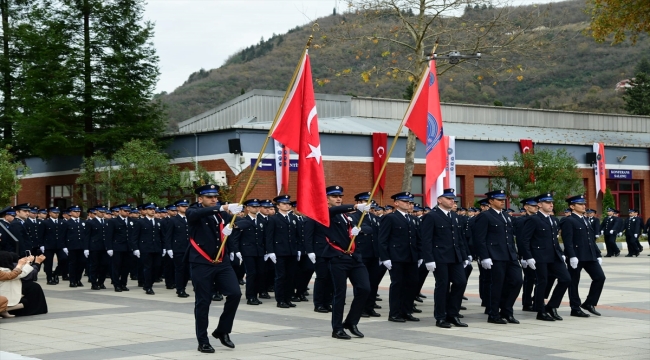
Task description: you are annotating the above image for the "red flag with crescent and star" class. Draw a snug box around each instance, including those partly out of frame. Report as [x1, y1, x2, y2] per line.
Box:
[270, 52, 329, 226]
[372, 132, 387, 192]
[401, 60, 446, 207]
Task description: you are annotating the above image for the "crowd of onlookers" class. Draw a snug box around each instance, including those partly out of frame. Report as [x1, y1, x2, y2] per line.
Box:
[0, 252, 48, 319]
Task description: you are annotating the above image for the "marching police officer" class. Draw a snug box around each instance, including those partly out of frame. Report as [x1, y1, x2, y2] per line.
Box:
[601, 208, 621, 257]
[0, 207, 17, 253]
[86, 206, 111, 290]
[561, 195, 606, 318]
[378, 191, 421, 323]
[516, 197, 538, 312]
[420, 188, 469, 328]
[186, 184, 242, 352]
[231, 199, 265, 305]
[10, 203, 33, 256]
[474, 190, 523, 324]
[109, 204, 132, 292]
[63, 205, 86, 287]
[164, 199, 191, 297]
[42, 207, 65, 285]
[519, 193, 571, 322]
[320, 185, 371, 339]
[624, 209, 643, 257]
[129, 203, 163, 295]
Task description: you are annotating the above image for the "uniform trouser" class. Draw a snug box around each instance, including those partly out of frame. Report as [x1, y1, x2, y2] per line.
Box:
[232, 256, 245, 282]
[313, 257, 332, 308]
[522, 266, 536, 307]
[44, 249, 67, 280]
[433, 262, 467, 320]
[478, 263, 487, 306]
[417, 263, 429, 293]
[626, 236, 641, 254]
[153, 252, 163, 281]
[568, 260, 606, 311]
[485, 260, 523, 319]
[173, 253, 189, 293]
[388, 261, 419, 318]
[464, 262, 473, 282]
[294, 255, 315, 297]
[329, 256, 370, 331]
[163, 254, 175, 287]
[191, 262, 241, 345]
[535, 260, 570, 312]
[88, 250, 110, 285]
[265, 259, 275, 290]
[243, 256, 264, 299]
[274, 255, 297, 303]
[362, 257, 381, 312]
[141, 252, 161, 290]
[111, 250, 131, 288]
[129, 253, 139, 279]
[67, 249, 86, 283]
[604, 234, 619, 255]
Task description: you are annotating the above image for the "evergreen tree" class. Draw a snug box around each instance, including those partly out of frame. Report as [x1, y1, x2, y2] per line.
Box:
[623, 72, 650, 115]
[602, 188, 616, 211]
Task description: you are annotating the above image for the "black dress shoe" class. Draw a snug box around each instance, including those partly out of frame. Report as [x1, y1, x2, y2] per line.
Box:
[414, 296, 423, 303]
[298, 295, 308, 302]
[503, 315, 520, 324]
[277, 302, 291, 308]
[287, 301, 296, 307]
[459, 305, 467, 310]
[77, 281, 84, 287]
[614, 252, 620, 257]
[247, 298, 261, 305]
[436, 319, 452, 328]
[373, 304, 382, 309]
[360, 312, 369, 318]
[91, 285, 101, 290]
[47, 280, 57, 285]
[114, 287, 122, 292]
[121, 286, 129, 291]
[365, 309, 381, 317]
[69, 282, 77, 288]
[99, 284, 106, 289]
[581, 304, 601, 316]
[325, 305, 332, 312]
[536, 312, 555, 321]
[571, 309, 590, 317]
[625, 253, 633, 257]
[488, 317, 507, 324]
[166, 285, 175, 289]
[62, 275, 70, 281]
[197, 343, 215, 353]
[238, 279, 246, 285]
[211, 331, 235, 348]
[546, 307, 563, 320]
[462, 295, 468, 300]
[344, 323, 364, 338]
[177, 291, 190, 298]
[212, 294, 223, 301]
[418, 293, 427, 298]
[259, 292, 271, 299]
[145, 288, 155, 295]
[411, 307, 422, 313]
[457, 314, 464, 318]
[403, 314, 420, 322]
[447, 316, 468, 327]
[376, 297, 382, 301]
[303, 290, 309, 296]
[314, 306, 329, 313]
[604, 254, 612, 257]
[522, 305, 535, 312]
[388, 316, 406, 322]
[290, 296, 301, 302]
[331, 329, 351, 340]
[54, 276, 60, 283]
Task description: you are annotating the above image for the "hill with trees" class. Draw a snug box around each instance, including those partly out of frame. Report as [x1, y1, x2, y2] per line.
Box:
[157, 0, 650, 130]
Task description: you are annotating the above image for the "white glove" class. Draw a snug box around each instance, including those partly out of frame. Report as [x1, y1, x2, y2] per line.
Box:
[236, 252, 242, 263]
[526, 258, 536, 270]
[162, 249, 166, 256]
[597, 257, 602, 265]
[63, 248, 68, 255]
[609, 230, 614, 234]
[634, 234, 638, 238]
[356, 203, 372, 212]
[83, 250, 89, 258]
[227, 203, 243, 214]
[425, 262, 436, 272]
[382, 260, 392, 270]
[107, 250, 113, 257]
[595, 235, 600, 238]
[230, 252, 234, 261]
[268, 253, 277, 263]
[562, 255, 566, 262]
[481, 258, 493, 270]
[378, 258, 382, 266]
[222, 224, 233, 236]
[618, 232, 622, 237]
[351, 227, 361, 236]
[417, 259, 423, 267]
[167, 250, 173, 258]
[297, 251, 301, 261]
[468, 255, 473, 262]
[264, 254, 269, 261]
[308, 252, 316, 263]
[521, 259, 528, 268]
[600, 231, 604, 235]
[133, 250, 141, 258]
[40, 246, 44, 252]
[463, 260, 469, 268]
[569, 257, 578, 269]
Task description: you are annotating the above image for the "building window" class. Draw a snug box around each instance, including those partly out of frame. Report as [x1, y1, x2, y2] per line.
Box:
[606, 180, 643, 217]
[411, 175, 424, 206]
[455, 176, 464, 208]
[49, 185, 74, 209]
[473, 176, 513, 208]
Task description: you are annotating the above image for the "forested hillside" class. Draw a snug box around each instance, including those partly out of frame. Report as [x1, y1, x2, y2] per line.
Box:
[157, 0, 650, 130]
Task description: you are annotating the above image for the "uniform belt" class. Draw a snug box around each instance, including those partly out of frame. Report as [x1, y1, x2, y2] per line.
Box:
[325, 236, 355, 255]
[190, 238, 223, 263]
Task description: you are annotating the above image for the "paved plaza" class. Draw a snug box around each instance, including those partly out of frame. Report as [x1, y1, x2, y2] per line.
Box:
[1, 256, 649, 360]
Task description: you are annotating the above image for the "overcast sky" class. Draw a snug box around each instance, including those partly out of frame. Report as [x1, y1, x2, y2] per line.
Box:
[145, 0, 564, 94]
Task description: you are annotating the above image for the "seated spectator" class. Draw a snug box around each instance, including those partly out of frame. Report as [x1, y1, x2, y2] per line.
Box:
[0, 251, 48, 316]
[0, 255, 30, 318]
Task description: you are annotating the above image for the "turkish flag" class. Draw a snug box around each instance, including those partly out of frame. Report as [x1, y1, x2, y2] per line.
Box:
[402, 60, 446, 206]
[270, 53, 329, 226]
[372, 132, 387, 192]
[520, 139, 535, 182]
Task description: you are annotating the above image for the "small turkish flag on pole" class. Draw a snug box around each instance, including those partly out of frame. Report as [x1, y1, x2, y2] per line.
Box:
[270, 52, 329, 226]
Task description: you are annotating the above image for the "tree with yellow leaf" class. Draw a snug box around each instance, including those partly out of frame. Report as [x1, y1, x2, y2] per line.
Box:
[587, 0, 650, 44]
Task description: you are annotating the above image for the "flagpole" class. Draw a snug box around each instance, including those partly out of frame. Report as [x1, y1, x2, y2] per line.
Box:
[346, 44, 437, 254]
[214, 35, 314, 263]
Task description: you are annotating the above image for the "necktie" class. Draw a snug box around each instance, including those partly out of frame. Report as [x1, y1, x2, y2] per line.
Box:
[447, 211, 451, 219]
